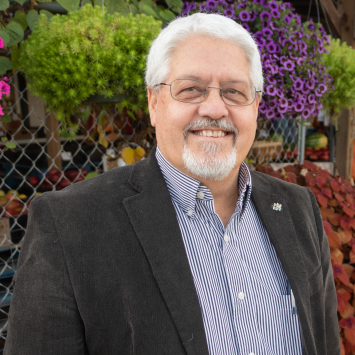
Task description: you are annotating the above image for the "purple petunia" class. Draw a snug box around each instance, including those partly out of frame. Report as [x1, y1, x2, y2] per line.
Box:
[199, 3, 207, 11]
[283, 60, 295, 71]
[283, 16, 291, 25]
[293, 80, 304, 91]
[271, 10, 280, 18]
[241, 23, 249, 31]
[206, 0, 217, 8]
[266, 85, 277, 96]
[302, 108, 311, 119]
[262, 28, 273, 37]
[279, 106, 288, 114]
[279, 68, 286, 76]
[315, 88, 322, 97]
[239, 10, 250, 21]
[260, 11, 271, 22]
[266, 43, 277, 53]
[279, 97, 288, 107]
[224, 8, 234, 17]
[249, 11, 257, 21]
[269, 1, 279, 10]
[294, 102, 305, 112]
[266, 109, 275, 119]
[266, 75, 277, 85]
[307, 23, 315, 31]
[274, 112, 283, 119]
[318, 84, 327, 94]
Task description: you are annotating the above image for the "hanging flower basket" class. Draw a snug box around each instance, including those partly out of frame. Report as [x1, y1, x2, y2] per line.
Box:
[180, 0, 333, 121]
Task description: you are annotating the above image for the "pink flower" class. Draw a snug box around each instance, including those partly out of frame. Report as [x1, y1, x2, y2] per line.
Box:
[0, 81, 10, 95]
[0, 106, 4, 116]
[0, 37, 3, 49]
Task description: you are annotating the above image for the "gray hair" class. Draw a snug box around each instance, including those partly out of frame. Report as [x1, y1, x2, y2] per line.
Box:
[145, 13, 263, 97]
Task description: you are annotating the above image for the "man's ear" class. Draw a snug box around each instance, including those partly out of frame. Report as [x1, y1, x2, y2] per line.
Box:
[147, 88, 158, 127]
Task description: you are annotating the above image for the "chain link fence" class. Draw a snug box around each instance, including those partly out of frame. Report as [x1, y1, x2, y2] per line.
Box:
[0, 69, 299, 350]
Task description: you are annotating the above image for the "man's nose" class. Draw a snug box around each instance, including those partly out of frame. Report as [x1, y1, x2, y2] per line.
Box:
[197, 87, 229, 120]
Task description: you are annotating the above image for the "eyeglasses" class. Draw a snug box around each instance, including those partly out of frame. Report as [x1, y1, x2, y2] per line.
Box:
[155, 79, 262, 106]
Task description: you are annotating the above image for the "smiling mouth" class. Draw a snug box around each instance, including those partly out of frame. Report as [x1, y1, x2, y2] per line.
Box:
[192, 130, 229, 138]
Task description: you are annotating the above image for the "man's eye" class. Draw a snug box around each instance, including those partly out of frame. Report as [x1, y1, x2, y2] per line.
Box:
[183, 86, 199, 92]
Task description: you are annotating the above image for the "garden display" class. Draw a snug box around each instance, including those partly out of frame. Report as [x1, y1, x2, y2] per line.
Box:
[0, 190, 30, 218]
[180, 0, 332, 122]
[256, 160, 355, 353]
[20, 4, 162, 138]
[305, 132, 329, 161]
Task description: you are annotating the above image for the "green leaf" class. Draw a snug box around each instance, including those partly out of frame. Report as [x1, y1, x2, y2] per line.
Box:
[1, 115, 11, 123]
[105, 0, 130, 15]
[5, 21, 24, 47]
[0, 56, 13, 75]
[0, 0, 9, 11]
[1, 137, 7, 142]
[139, 0, 153, 7]
[129, 3, 138, 14]
[11, 44, 21, 72]
[16, 0, 27, 5]
[26, 10, 39, 31]
[39, 10, 54, 20]
[159, 9, 175, 21]
[5, 142, 16, 149]
[141, 4, 159, 18]
[126, 110, 136, 120]
[93, 0, 103, 6]
[0, 30, 10, 47]
[81, 0, 92, 6]
[56, 0, 80, 12]
[165, 0, 182, 13]
[13, 11, 27, 31]
[84, 171, 99, 179]
[131, 0, 138, 7]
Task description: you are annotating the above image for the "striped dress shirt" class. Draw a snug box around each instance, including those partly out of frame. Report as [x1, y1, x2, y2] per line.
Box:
[156, 146, 303, 355]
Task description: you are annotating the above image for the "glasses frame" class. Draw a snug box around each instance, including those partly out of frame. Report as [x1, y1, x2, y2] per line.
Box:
[155, 78, 262, 107]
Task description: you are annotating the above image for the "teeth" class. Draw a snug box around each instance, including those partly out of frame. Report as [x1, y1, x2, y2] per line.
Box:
[194, 130, 228, 137]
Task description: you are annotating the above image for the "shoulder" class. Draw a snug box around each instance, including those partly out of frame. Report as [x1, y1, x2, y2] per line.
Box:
[32, 164, 136, 212]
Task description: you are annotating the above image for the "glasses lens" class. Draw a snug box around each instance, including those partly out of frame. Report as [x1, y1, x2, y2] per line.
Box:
[171, 80, 207, 103]
[222, 83, 255, 106]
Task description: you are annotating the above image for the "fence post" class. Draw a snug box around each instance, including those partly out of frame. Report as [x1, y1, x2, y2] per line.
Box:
[45, 112, 62, 170]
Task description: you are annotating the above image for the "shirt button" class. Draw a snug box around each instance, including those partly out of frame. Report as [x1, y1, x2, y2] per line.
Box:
[249, 353, 255, 355]
[224, 234, 229, 243]
[238, 292, 245, 300]
[187, 210, 193, 216]
[197, 191, 205, 199]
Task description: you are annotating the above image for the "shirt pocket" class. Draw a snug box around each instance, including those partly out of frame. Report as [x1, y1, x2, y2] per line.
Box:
[308, 265, 323, 296]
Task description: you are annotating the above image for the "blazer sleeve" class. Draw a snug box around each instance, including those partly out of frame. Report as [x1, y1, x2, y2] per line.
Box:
[4, 194, 88, 355]
[307, 188, 340, 355]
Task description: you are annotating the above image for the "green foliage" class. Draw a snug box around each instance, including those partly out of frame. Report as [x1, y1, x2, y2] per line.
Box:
[322, 39, 355, 118]
[0, 0, 9, 11]
[57, 0, 80, 12]
[1, 115, 11, 123]
[20, 5, 161, 136]
[5, 21, 24, 47]
[0, 56, 12, 74]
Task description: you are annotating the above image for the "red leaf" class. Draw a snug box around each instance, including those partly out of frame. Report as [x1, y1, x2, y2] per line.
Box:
[344, 264, 355, 277]
[340, 302, 355, 318]
[334, 264, 350, 285]
[345, 327, 355, 346]
[321, 188, 333, 199]
[330, 248, 344, 265]
[317, 181, 327, 189]
[320, 207, 333, 220]
[329, 213, 342, 226]
[323, 220, 333, 234]
[343, 206, 355, 218]
[339, 228, 352, 244]
[327, 231, 342, 248]
[331, 180, 341, 192]
[341, 217, 354, 231]
[335, 193, 345, 202]
[303, 160, 318, 171]
[308, 179, 317, 187]
[346, 195, 355, 204]
[338, 288, 352, 302]
[307, 186, 320, 196]
[338, 293, 346, 312]
[328, 199, 339, 207]
[317, 194, 328, 207]
[350, 251, 355, 264]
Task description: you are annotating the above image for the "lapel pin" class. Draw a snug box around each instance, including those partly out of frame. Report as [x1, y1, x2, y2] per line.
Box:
[273, 203, 282, 211]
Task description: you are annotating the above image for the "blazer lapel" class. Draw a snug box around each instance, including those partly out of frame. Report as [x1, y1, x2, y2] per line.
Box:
[123, 148, 209, 355]
[250, 171, 313, 355]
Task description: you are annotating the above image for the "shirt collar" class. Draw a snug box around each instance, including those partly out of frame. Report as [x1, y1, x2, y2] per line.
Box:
[156, 145, 252, 219]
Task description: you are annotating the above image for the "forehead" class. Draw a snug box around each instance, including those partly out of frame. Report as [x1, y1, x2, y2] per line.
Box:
[168, 36, 250, 84]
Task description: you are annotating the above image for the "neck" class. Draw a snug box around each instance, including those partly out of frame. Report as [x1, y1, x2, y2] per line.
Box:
[187, 165, 240, 227]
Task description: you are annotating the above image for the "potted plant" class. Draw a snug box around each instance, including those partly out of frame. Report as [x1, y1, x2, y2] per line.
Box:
[321, 38, 355, 124]
[19, 4, 162, 138]
[180, 0, 333, 122]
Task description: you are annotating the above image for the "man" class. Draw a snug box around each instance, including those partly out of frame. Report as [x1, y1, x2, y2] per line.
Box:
[5, 13, 339, 355]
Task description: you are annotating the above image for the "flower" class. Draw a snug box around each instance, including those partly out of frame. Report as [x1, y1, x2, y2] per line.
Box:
[302, 108, 311, 119]
[318, 83, 327, 94]
[224, 8, 235, 17]
[293, 80, 304, 91]
[0, 37, 3, 49]
[271, 10, 280, 18]
[294, 102, 305, 112]
[206, 0, 217, 8]
[266, 43, 277, 53]
[266, 85, 277, 96]
[283, 16, 291, 25]
[266, 108, 275, 119]
[239, 10, 250, 21]
[199, 3, 207, 11]
[241, 23, 249, 31]
[283, 60, 295, 71]
[269, 1, 279, 10]
[262, 28, 273, 37]
[260, 11, 271, 22]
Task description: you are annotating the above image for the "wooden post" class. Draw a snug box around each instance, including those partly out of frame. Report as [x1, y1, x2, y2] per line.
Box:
[335, 0, 355, 180]
[45, 112, 62, 170]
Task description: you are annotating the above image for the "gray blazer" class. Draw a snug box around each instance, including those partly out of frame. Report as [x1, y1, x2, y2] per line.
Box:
[4, 147, 340, 355]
